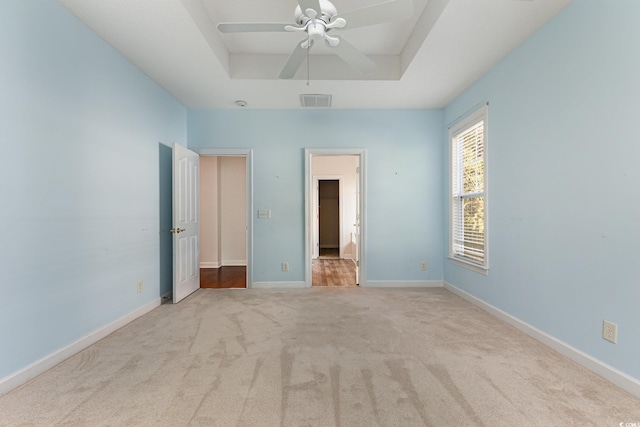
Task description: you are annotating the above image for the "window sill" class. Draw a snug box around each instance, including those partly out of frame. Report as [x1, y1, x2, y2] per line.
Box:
[448, 257, 489, 275]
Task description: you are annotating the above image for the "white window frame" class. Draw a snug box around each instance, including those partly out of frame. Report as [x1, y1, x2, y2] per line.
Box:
[448, 105, 489, 274]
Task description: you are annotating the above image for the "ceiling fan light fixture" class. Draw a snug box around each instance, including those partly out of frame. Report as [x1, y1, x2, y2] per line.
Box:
[300, 94, 332, 108]
[307, 22, 326, 40]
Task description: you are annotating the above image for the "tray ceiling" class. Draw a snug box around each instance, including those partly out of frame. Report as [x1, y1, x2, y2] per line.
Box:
[57, 0, 572, 108]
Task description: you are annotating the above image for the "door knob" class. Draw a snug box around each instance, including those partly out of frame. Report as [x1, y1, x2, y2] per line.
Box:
[171, 228, 186, 234]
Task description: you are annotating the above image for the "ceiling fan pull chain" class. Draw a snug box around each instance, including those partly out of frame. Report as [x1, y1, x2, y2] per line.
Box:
[307, 34, 311, 86]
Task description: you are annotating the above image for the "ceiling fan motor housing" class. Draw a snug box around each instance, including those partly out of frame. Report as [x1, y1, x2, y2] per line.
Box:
[295, 0, 338, 25]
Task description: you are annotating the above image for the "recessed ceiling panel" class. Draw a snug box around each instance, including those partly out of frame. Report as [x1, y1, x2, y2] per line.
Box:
[204, 0, 428, 55]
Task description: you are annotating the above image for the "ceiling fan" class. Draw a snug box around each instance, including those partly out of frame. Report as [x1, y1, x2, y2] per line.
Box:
[217, 0, 414, 79]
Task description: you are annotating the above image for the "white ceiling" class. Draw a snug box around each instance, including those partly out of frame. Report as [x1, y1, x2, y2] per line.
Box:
[57, 0, 571, 109]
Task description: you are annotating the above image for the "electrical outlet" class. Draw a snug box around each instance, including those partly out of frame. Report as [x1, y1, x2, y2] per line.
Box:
[420, 261, 427, 271]
[602, 320, 617, 344]
[258, 210, 271, 219]
[137, 281, 143, 293]
[282, 262, 289, 272]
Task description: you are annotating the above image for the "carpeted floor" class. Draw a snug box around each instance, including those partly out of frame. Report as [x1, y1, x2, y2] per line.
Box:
[1, 288, 639, 426]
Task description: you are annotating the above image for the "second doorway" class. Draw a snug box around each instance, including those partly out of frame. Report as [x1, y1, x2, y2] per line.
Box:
[311, 155, 359, 287]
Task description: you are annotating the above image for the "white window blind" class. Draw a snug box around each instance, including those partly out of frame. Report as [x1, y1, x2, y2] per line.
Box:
[450, 106, 487, 270]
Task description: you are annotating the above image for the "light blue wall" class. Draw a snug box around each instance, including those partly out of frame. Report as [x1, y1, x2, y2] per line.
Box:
[0, 1, 186, 380]
[7, 0, 633, 395]
[444, 0, 640, 379]
[188, 109, 444, 283]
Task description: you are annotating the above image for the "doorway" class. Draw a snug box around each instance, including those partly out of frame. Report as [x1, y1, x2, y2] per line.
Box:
[305, 149, 366, 287]
[318, 180, 340, 257]
[195, 149, 253, 289]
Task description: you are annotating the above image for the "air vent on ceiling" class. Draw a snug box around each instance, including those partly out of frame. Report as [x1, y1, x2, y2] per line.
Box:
[300, 94, 332, 108]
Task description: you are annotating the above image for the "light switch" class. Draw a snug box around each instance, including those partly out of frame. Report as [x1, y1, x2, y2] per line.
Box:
[258, 210, 271, 219]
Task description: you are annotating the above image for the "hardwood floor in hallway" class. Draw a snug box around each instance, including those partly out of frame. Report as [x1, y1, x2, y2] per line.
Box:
[200, 267, 246, 288]
[200, 256, 355, 288]
[312, 258, 357, 287]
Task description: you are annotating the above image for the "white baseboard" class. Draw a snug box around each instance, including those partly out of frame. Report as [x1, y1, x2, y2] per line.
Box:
[251, 281, 307, 289]
[365, 280, 444, 288]
[200, 261, 247, 268]
[0, 297, 161, 397]
[222, 260, 247, 267]
[443, 281, 640, 399]
[200, 261, 220, 269]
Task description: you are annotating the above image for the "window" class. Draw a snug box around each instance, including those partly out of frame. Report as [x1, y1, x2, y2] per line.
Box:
[449, 105, 488, 272]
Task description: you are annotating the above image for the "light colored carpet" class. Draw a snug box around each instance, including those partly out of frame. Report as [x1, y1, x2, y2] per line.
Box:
[1, 288, 639, 426]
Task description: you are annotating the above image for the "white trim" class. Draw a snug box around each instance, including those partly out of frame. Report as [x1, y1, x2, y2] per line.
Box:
[443, 282, 640, 398]
[0, 298, 161, 397]
[447, 257, 489, 275]
[200, 261, 220, 269]
[365, 280, 444, 288]
[195, 148, 251, 157]
[251, 281, 307, 289]
[448, 105, 489, 273]
[193, 148, 253, 288]
[446, 100, 489, 129]
[305, 149, 367, 288]
[200, 261, 247, 268]
[221, 259, 247, 267]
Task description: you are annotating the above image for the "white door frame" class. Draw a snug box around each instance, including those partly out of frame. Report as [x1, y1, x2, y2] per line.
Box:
[305, 148, 366, 287]
[313, 176, 343, 259]
[194, 148, 253, 288]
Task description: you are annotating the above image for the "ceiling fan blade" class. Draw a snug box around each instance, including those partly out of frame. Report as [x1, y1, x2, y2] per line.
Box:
[217, 23, 291, 33]
[297, 0, 322, 15]
[331, 36, 377, 75]
[335, 0, 413, 30]
[279, 40, 312, 79]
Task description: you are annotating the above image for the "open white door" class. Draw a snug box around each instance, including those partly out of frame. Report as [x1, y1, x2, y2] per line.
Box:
[172, 143, 200, 303]
[355, 165, 360, 285]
